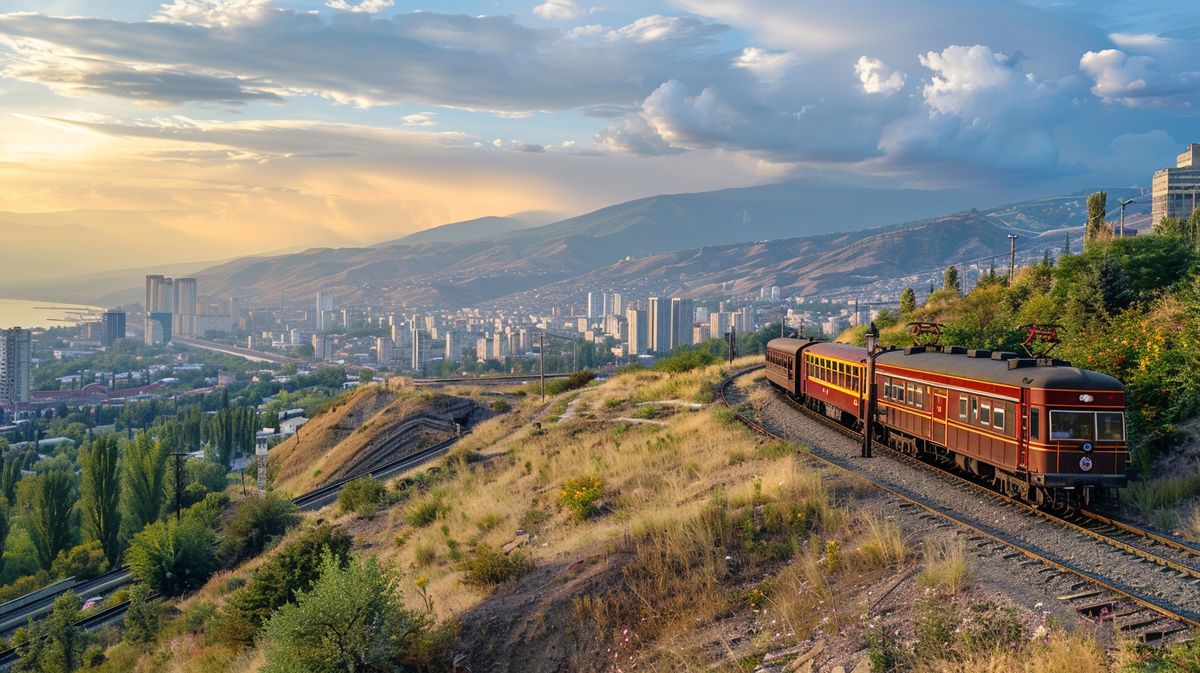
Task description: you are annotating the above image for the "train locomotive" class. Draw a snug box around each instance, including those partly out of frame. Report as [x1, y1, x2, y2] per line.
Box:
[764, 334, 1129, 507]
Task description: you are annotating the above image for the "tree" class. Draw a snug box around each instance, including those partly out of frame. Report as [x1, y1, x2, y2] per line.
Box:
[943, 266, 961, 294]
[19, 470, 79, 571]
[122, 431, 166, 536]
[80, 435, 123, 567]
[1042, 248, 1052, 266]
[1086, 191, 1109, 243]
[13, 592, 85, 673]
[261, 553, 427, 673]
[1064, 231, 1072, 256]
[127, 515, 216, 597]
[123, 583, 160, 646]
[898, 287, 917, 315]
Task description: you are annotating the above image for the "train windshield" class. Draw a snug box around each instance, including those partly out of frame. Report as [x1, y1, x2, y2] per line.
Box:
[1049, 410, 1125, 441]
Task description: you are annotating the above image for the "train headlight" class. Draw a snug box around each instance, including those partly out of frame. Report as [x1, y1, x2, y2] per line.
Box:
[1079, 456, 1093, 472]
[1081, 442, 1093, 453]
[1078, 394, 1094, 403]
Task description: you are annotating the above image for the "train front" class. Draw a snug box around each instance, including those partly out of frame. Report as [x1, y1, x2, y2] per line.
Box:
[1025, 366, 1129, 497]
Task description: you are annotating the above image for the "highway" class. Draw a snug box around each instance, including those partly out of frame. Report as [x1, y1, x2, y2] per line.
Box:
[172, 336, 300, 365]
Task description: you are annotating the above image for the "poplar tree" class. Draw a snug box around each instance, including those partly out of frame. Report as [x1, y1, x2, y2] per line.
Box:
[122, 431, 166, 536]
[81, 435, 124, 567]
[899, 287, 916, 314]
[1086, 191, 1108, 243]
[21, 470, 79, 571]
[943, 266, 961, 294]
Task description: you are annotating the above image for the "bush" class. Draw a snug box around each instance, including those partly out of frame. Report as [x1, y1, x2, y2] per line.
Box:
[218, 492, 300, 566]
[218, 525, 353, 647]
[461, 544, 531, 588]
[50, 541, 109, 581]
[538, 370, 597, 396]
[653, 347, 720, 373]
[491, 399, 510, 413]
[337, 477, 388, 516]
[261, 553, 429, 673]
[126, 516, 216, 597]
[122, 583, 160, 646]
[558, 476, 604, 520]
[406, 497, 448, 527]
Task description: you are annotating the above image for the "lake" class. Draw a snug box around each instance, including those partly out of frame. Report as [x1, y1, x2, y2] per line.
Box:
[0, 299, 105, 329]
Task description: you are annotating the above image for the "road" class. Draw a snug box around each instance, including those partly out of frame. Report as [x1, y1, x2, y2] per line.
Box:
[172, 336, 300, 365]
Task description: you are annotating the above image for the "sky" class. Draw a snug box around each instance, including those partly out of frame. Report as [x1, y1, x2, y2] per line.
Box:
[1, 0, 1199, 272]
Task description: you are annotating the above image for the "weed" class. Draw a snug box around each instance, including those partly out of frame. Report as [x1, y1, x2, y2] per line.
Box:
[604, 398, 625, 409]
[1187, 506, 1200, 543]
[337, 476, 387, 516]
[559, 476, 605, 520]
[414, 544, 437, 566]
[461, 544, 531, 588]
[823, 539, 842, 574]
[407, 496, 449, 527]
[917, 537, 973, 595]
[855, 513, 906, 569]
[476, 513, 502, 532]
[757, 441, 794, 459]
[519, 508, 551, 530]
[632, 405, 658, 420]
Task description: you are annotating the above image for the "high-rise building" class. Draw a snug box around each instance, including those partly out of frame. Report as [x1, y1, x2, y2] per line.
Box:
[671, 298, 694, 349]
[710, 312, 733, 340]
[648, 297, 670, 353]
[602, 292, 613, 317]
[173, 277, 197, 337]
[692, 323, 711, 344]
[490, 332, 508, 360]
[1152, 144, 1200, 225]
[376, 337, 394, 365]
[315, 291, 335, 332]
[411, 328, 429, 372]
[312, 334, 333, 360]
[444, 331, 461, 362]
[145, 312, 173, 345]
[101, 310, 126, 348]
[625, 308, 647, 355]
[0, 328, 32, 406]
[145, 275, 174, 314]
[586, 292, 600, 320]
[475, 337, 490, 362]
[611, 292, 623, 316]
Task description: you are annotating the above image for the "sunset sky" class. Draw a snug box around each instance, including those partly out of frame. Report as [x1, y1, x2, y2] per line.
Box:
[1, 0, 1199, 275]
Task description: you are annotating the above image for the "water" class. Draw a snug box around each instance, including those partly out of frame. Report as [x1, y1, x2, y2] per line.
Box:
[0, 299, 104, 329]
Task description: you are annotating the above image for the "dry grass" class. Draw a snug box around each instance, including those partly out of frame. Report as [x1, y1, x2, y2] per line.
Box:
[853, 511, 907, 569]
[917, 536, 973, 594]
[1187, 505, 1200, 543]
[919, 632, 1108, 673]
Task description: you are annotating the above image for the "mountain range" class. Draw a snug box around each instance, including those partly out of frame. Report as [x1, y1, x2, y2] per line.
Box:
[1, 183, 1148, 308]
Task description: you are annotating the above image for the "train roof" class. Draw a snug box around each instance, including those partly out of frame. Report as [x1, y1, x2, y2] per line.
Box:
[876, 348, 1124, 392]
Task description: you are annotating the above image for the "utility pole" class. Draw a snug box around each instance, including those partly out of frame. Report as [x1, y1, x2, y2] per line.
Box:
[1007, 234, 1019, 286]
[1119, 198, 1135, 238]
[726, 326, 737, 364]
[861, 323, 879, 459]
[539, 332, 545, 403]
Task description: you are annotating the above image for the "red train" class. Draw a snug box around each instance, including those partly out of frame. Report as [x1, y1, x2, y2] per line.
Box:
[765, 338, 1129, 506]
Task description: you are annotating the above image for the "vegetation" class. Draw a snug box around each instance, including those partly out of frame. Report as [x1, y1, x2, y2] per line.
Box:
[558, 476, 605, 520]
[79, 436, 123, 567]
[126, 512, 216, 597]
[216, 492, 299, 565]
[337, 476, 389, 517]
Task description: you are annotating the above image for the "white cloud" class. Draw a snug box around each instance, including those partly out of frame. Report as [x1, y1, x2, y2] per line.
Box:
[919, 45, 1035, 116]
[1078, 48, 1199, 107]
[607, 15, 727, 45]
[854, 55, 904, 95]
[533, 0, 583, 21]
[1109, 32, 1172, 50]
[326, 0, 395, 13]
[734, 48, 798, 83]
[152, 0, 271, 28]
[401, 112, 436, 126]
[566, 24, 604, 39]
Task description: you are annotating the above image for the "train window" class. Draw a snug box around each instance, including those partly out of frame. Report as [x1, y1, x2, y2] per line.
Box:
[1050, 411, 1095, 440]
[980, 402, 991, 426]
[970, 397, 978, 421]
[992, 407, 1006, 432]
[958, 397, 968, 420]
[1097, 412, 1125, 441]
[1029, 408, 1040, 439]
[915, 386, 924, 409]
[906, 384, 915, 404]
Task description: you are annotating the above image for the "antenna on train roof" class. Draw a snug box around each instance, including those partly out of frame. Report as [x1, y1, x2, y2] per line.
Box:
[1018, 324, 1061, 358]
[906, 322, 944, 347]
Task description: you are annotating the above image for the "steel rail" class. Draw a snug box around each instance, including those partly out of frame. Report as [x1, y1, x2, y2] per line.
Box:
[718, 365, 1200, 633]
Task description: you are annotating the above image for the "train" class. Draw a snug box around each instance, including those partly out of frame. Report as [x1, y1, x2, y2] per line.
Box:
[764, 336, 1129, 507]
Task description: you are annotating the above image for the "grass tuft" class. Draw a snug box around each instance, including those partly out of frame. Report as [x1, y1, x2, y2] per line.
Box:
[917, 537, 973, 595]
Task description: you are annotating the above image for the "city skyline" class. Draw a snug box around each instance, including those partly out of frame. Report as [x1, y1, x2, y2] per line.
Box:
[2, 0, 1200, 278]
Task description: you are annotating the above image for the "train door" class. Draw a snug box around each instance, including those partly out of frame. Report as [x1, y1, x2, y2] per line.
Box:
[1017, 387, 1029, 472]
[932, 389, 948, 445]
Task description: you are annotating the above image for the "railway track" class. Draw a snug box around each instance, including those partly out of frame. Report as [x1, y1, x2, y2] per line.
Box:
[719, 365, 1199, 643]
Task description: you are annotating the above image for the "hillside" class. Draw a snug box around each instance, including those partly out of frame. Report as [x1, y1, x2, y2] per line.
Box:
[375, 212, 557, 246]
[183, 185, 1144, 309]
[82, 358, 1200, 673]
[268, 384, 478, 494]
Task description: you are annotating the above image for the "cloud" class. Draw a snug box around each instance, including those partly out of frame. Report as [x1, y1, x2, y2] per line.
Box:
[533, 0, 584, 21]
[854, 55, 904, 95]
[152, 0, 271, 28]
[1108, 32, 1172, 50]
[326, 0, 395, 13]
[607, 15, 728, 45]
[734, 48, 798, 83]
[401, 112, 436, 126]
[1079, 48, 1199, 107]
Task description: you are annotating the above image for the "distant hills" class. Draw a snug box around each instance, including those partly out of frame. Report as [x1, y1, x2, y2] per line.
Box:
[5, 183, 1150, 308]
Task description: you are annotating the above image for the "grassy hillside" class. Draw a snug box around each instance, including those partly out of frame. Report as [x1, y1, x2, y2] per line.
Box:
[268, 383, 474, 494]
[65, 359, 1200, 673]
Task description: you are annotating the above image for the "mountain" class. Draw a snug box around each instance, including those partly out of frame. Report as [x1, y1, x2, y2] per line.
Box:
[0, 259, 224, 306]
[375, 211, 559, 246]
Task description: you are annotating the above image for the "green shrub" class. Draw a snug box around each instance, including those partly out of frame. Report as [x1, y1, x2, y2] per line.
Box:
[127, 517, 216, 597]
[337, 476, 388, 516]
[407, 497, 448, 527]
[414, 545, 437, 566]
[653, 347, 720, 373]
[461, 544, 531, 588]
[218, 492, 300, 566]
[558, 476, 605, 520]
[475, 513, 502, 532]
[491, 399, 510, 413]
[535, 370, 597, 397]
[50, 540, 108, 581]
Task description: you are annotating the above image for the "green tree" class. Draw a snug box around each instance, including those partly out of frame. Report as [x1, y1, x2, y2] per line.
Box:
[79, 435, 123, 567]
[1086, 190, 1108, 243]
[122, 431, 166, 537]
[13, 592, 85, 673]
[261, 553, 427, 673]
[122, 583, 160, 646]
[19, 470, 79, 572]
[126, 515, 216, 597]
[898, 287, 917, 315]
[943, 266, 961, 294]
